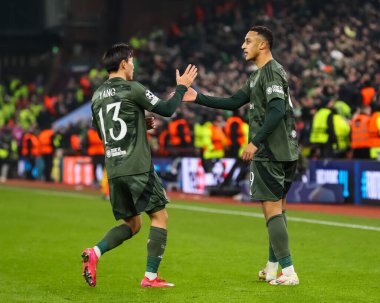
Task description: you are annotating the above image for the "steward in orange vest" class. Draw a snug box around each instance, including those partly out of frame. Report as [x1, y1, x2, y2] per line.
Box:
[84, 128, 105, 185]
[158, 129, 170, 156]
[224, 116, 245, 157]
[39, 129, 54, 155]
[38, 129, 55, 181]
[168, 118, 192, 147]
[22, 131, 40, 179]
[87, 128, 105, 156]
[351, 107, 371, 158]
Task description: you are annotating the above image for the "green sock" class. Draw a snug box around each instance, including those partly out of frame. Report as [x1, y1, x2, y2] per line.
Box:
[268, 211, 288, 262]
[96, 224, 133, 255]
[146, 226, 167, 273]
[267, 214, 293, 268]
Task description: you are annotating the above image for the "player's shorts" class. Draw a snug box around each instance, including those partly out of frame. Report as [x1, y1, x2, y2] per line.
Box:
[108, 170, 169, 220]
[250, 160, 297, 201]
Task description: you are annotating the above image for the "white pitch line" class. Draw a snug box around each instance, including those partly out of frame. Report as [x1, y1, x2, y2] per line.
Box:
[168, 204, 380, 232]
[1, 185, 380, 232]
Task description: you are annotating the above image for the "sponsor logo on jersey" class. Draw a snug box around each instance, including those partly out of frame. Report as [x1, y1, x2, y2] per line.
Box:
[266, 85, 284, 95]
[99, 88, 116, 99]
[145, 90, 159, 105]
[106, 147, 127, 158]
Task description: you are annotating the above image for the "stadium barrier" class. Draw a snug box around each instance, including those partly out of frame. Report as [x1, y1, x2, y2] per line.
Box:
[308, 160, 380, 205]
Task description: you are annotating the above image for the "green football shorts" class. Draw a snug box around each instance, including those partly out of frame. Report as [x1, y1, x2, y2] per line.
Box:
[250, 160, 297, 201]
[108, 170, 169, 220]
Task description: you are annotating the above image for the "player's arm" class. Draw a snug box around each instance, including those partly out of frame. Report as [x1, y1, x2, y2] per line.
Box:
[251, 98, 285, 146]
[141, 64, 197, 117]
[151, 85, 188, 117]
[194, 90, 249, 110]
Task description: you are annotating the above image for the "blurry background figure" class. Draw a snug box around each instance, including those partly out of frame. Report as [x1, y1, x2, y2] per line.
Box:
[101, 168, 109, 200]
[368, 110, 380, 160]
[0, 126, 18, 182]
[21, 125, 40, 180]
[38, 127, 55, 181]
[351, 106, 371, 159]
[201, 114, 226, 172]
[167, 113, 193, 156]
[82, 128, 105, 186]
[310, 100, 350, 159]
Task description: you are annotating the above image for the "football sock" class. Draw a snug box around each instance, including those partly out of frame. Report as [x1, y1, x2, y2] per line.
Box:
[266, 261, 279, 273]
[95, 224, 133, 255]
[267, 214, 292, 269]
[268, 211, 287, 262]
[93, 246, 102, 258]
[145, 272, 158, 280]
[268, 243, 277, 262]
[282, 264, 296, 276]
[146, 226, 167, 274]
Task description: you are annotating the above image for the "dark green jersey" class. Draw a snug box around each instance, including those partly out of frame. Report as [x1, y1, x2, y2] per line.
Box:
[241, 59, 298, 161]
[91, 77, 161, 178]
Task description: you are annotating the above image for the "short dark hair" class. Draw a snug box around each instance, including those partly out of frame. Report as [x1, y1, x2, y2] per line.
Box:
[102, 43, 133, 73]
[250, 26, 274, 50]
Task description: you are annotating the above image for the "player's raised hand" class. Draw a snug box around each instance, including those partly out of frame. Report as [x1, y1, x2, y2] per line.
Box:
[176, 64, 198, 88]
[182, 87, 198, 102]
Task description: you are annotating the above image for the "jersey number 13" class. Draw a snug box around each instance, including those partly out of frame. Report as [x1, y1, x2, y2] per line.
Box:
[98, 102, 127, 144]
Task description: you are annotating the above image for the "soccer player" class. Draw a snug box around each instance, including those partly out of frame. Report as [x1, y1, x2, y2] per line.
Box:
[81, 43, 197, 288]
[183, 26, 299, 285]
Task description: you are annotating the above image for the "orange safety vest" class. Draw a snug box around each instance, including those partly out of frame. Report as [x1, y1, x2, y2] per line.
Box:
[158, 129, 170, 156]
[225, 116, 245, 146]
[70, 134, 81, 151]
[22, 133, 40, 156]
[351, 114, 371, 149]
[168, 119, 191, 146]
[368, 112, 380, 147]
[87, 129, 105, 155]
[38, 129, 54, 155]
[210, 125, 225, 151]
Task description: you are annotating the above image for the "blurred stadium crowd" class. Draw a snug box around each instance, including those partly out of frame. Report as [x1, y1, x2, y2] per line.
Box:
[0, 0, 380, 183]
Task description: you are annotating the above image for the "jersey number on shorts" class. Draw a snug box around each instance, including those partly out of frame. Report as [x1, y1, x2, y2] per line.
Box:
[249, 172, 254, 195]
[98, 102, 127, 144]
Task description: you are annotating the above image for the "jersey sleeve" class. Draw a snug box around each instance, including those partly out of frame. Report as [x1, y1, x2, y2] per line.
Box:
[262, 69, 286, 103]
[130, 82, 162, 111]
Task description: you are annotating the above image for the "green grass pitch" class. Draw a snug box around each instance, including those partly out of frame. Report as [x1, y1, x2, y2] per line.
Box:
[1, 185, 380, 303]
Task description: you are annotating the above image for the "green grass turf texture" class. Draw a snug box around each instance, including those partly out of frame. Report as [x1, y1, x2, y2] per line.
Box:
[1, 185, 380, 303]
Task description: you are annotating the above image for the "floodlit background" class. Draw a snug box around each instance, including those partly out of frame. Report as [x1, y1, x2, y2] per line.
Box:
[0, 1, 380, 302]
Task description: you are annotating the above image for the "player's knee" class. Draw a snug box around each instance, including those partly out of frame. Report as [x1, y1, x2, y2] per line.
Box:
[124, 217, 142, 235]
[158, 209, 168, 224]
[131, 223, 141, 235]
[149, 208, 168, 226]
